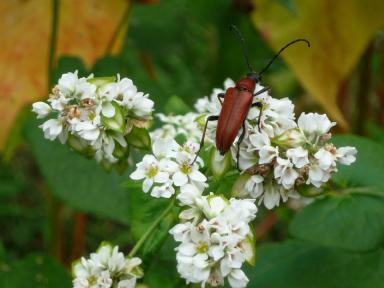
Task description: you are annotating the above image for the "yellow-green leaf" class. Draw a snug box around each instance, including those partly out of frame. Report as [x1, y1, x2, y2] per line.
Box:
[0, 0, 129, 150]
[251, 0, 384, 131]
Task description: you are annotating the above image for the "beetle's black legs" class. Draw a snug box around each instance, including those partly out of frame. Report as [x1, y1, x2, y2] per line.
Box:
[251, 86, 269, 133]
[236, 121, 247, 171]
[217, 93, 225, 105]
[191, 115, 219, 165]
[251, 102, 263, 132]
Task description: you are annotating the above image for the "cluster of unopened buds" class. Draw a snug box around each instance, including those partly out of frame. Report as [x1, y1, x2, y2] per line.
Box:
[33, 73, 357, 288]
[72, 243, 143, 288]
[32, 71, 153, 168]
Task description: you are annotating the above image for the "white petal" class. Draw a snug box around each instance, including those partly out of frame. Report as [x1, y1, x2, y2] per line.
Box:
[189, 169, 207, 182]
[143, 178, 153, 193]
[172, 171, 188, 187]
[102, 101, 116, 118]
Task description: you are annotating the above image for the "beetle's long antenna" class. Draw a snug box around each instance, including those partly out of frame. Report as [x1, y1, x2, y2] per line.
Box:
[259, 38, 310, 77]
[230, 25, 254, 73]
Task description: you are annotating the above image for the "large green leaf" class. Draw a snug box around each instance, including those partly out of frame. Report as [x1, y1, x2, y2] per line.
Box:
[143, 238, 186, 288]
[0, 254, 71, 288]
[245, 241, 384, 288]
[332, 135, 384, 190]
[289, 193, 384, 252]
[24, 117, 131, 224]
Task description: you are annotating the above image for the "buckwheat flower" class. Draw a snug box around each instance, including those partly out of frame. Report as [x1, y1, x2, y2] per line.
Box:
[314, 148, 337, 170]
[130, 155, 170, 193]
[39, 118, 65, 142]
[286, 147, 309, 168]
[228, 269, 249, 288]
[32, 102, 52, 118]
[72, 243, 143, 288]
[172, 142, 207, 187]
[336, 146, 357, 165]
[274, 157, 299, 189]
[257, 181, 294, 209]
[244, 175, 264, 198]
[248, 132, 279, 164]
[75, 121, 100, 141]
[171, 197, 257, 288]
[150, 180, 175, 198]
[298, 112, 336, 139]
[58, 71, 96, 99]
[307, 164, 332, 188]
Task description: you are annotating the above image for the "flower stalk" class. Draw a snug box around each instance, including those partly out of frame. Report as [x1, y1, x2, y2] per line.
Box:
[128, 198, 175, 258]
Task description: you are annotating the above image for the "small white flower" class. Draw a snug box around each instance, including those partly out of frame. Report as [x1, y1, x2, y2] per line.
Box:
[259, 145, 279, 164]
[274, 157, 299, 189]
[245, 175, 264, 198]
[227, 269, 249, 288]
[130, 155, 169, 193]
[177, 184, 203, 206]
[150, 180, 175, 198]
[298, 113, 336, 137]
[32, 102, 52, 118]
[307, 164, 331, 188]
[39, 119, 63, 141]
[287, 147, 309, 168]
[337, 146, 357, 165]
[72, 243, 143, 288]
[75, 121, 100, 141]
[314, 148, 336, 170]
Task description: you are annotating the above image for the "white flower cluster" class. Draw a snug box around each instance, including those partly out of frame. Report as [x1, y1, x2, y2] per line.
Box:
[130, 137, 258, 287]
[150, 113, 202, 142]
[170, 186, 257, 288]
[239, 112, 356, 209]
[32, 71, 154, 164]
[130, 138, 207, 198]
[72, 243, 143, 288]
[193, 79, 357, 209]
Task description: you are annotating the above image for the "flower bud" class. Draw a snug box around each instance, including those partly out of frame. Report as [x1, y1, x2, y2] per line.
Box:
[67, 134, 94, 157]
[125, 126, 151, 151]
[203, 195, 228, 219]
[87, 76, 116, 87]
[101, 101, 125, 133]
[209, 147, 232, 179]
[272, 128, 306, 148]
[242, 226, 256, 266]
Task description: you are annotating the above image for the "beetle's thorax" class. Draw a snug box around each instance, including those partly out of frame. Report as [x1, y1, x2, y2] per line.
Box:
[235, 77, 257, 93]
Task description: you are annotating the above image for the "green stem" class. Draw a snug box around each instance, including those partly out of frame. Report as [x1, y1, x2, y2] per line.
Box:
[48, 0, 60, 89]
[128, 199, 175, 258]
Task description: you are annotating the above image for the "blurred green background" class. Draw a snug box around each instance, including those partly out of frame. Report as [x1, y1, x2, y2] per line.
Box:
[1, 0, 384, 287]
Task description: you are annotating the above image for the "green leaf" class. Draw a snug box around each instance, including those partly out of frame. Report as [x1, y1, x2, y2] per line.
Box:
[126, 127, 151, 151]
[245, 241, 384, 288]
[332, 135, 384, 190]
[164, 95, 191, 115]
[24, 116, 131, 224]
[143, 239, 186, 288]
[0, 254, 71, 288]
[53, 56, 87, 83]
[289, 193, 384, 252]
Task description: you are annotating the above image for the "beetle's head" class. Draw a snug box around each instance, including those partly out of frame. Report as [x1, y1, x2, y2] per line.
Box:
[247, 72, 261, 83]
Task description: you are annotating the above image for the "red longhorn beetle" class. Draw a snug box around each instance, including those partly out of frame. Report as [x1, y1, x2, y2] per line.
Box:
[192, 25, 310, 169]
